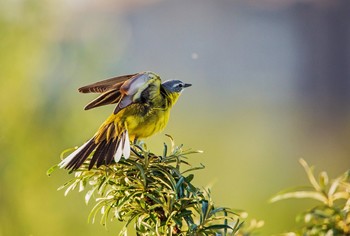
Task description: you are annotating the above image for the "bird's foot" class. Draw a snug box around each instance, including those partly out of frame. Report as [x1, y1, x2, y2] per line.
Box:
[131, 139, 147, 158]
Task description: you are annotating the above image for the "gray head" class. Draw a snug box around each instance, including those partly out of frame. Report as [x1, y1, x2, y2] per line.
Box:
[162, 80, 192, 93]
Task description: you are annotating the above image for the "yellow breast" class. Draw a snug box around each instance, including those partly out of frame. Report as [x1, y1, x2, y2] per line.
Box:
[97, 104, 170, 142]
[125, 107, 170, 140]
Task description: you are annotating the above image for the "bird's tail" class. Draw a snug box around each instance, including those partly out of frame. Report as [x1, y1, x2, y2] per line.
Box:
[58, 128, 131, 170]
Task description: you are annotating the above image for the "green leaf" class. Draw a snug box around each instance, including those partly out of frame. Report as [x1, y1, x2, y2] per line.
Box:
[181, 164, 205, 175]
[46, 164, 58, 176]
[201, 200, 209, 222]
[163, 142, 168, 158]
[270, 191, 328, 203]
[85, 187, 98, 205]
[299, 158, 322, 192]
[203, 224, 233, 230]
[144, 193, 164, 205]
[319, 171, 329, 190]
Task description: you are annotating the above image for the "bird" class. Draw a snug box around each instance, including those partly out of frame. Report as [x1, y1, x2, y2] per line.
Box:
[58, 71, 191, 170]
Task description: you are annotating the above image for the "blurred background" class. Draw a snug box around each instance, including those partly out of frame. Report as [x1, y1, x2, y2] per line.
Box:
[1, 0, 349, 235]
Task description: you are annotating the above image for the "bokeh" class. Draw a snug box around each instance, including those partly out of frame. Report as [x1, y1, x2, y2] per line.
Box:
[1, 0, 349, 235]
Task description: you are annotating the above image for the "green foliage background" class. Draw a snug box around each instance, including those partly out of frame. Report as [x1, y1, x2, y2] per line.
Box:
[1, 1, 349, 235]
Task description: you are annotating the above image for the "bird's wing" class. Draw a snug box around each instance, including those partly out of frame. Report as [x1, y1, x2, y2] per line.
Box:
[79, 74, 137, 110]
[78, 74, 137, 93]
[83, 88, 122, 110]
[113, 72, 162, 114]
[81, 72, 162, 112]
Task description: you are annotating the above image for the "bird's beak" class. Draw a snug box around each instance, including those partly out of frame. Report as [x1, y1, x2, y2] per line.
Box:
[184, 83, 192, 88]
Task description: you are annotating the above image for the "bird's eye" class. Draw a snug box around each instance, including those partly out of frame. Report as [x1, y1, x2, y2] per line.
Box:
[178, 84, 183, 88]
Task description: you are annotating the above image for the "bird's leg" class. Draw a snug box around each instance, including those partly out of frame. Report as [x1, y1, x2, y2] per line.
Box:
[131, 138, 144, 158]
[133, 138, 147, 150]
[130, 147, 143, 158]
[133, 138, 139, 145]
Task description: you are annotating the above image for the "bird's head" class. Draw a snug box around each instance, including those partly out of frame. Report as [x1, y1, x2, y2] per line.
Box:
[162, 80, 192, 94]
[161, 80, 191, 107]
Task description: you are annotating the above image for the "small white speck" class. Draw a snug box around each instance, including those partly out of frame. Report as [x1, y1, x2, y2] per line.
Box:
[191, 53, 199, 60]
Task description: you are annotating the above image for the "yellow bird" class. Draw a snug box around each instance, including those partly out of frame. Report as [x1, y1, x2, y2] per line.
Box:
[59, 71, 191, 170]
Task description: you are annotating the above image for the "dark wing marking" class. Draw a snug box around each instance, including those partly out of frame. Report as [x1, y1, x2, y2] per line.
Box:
[84, 88, 121, 110]
[78, 73, 137, 93]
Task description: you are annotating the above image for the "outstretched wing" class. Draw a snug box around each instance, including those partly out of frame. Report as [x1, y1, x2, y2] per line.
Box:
[83, 88, 122, 110]
[80, 73, 137, 110]
[78, 74, 137, 93]
[80, 72, 162, 113]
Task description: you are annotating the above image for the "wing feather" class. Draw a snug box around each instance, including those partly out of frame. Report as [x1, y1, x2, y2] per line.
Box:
[78, 71, 162, 113]
[84, 88, 122, 110]
[78, 74, 137, 93]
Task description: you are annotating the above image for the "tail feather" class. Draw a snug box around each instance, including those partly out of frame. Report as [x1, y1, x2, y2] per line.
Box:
[114, 130, 131, 162]
[67, 140, 97, 170]
[114, 138, 123, 163]
[58, 138, 94, 169]
[104, 138, 118, 167]
[88, 140, 107, 169]
[59, 129, 132, 171]
[77, 145, 96, 169]
[122, 130, 131, 159]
